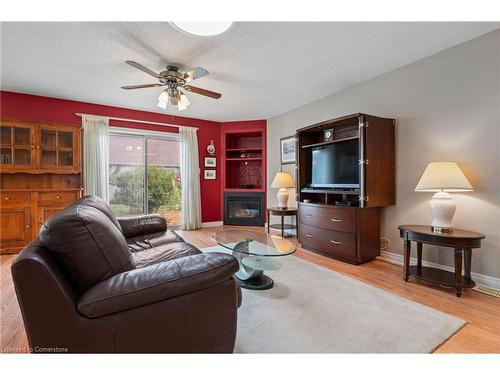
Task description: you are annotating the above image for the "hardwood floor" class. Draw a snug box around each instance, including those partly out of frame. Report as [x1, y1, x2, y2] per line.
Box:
[1, 226, 499, 353]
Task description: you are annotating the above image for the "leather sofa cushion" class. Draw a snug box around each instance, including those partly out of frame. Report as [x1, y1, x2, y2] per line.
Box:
[39, 196, 135, 292]
[126, 229, 184, 252]
[77, 253, 239, 318]
[118, 215, 167, 239]
[133, 242, 201, 268]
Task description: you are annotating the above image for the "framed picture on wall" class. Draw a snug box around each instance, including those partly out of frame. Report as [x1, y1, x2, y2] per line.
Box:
[280, 135, 296, 165]
[204, 169, 216, 180]
[204, 157, 216, 167]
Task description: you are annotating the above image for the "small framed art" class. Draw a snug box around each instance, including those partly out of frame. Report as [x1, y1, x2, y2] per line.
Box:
[280, 135, 296, 165]
[204, 169, 216, 180]
[204, 157, 216, 167]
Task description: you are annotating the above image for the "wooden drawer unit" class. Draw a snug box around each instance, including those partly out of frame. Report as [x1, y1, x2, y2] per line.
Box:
[0, 191, 30, 205]
[299, 204, 356, 234]
[38, 191, 79, 205]
[1, 119, 82, 255]
[298, 202, 380, 264]
[299, 223, 357, 261]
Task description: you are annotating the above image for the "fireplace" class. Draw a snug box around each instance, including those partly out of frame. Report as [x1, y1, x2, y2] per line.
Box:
[224, 192, 265, 226]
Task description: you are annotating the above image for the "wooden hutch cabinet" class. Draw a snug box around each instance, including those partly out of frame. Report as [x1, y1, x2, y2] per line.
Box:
[296, 113, 395, 264]
[0, 119, 82, 254]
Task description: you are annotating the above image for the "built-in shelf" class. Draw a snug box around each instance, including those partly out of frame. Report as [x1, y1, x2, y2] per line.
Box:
[223, 129, 265, 192]
[226, 147, 262, 152]
[225, 157, 262, 161]
[301, 189, 360, 195]
[301, 136, 359, 149]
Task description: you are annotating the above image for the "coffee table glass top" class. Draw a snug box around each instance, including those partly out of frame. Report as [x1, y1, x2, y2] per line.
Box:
[211, 230, 296, 257]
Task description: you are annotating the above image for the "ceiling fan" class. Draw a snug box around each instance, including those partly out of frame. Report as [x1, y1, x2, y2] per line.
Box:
[121, 60, 221, 111]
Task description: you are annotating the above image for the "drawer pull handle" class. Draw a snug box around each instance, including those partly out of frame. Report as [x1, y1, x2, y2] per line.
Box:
[330, 218, 342, 223]
[25, 224, 30, 229]
[305, 233, 313, 237]
[306, 214, 312, 218]
[330, 240, 342, 245]
[4, 197, 10, 201]
[56, 195, 61, 199]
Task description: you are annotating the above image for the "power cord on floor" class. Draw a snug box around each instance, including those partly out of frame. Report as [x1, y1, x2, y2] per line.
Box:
[380, 237, 391, 251]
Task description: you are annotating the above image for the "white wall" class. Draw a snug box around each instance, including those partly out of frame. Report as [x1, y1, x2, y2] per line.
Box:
[267, 30, 500, 279]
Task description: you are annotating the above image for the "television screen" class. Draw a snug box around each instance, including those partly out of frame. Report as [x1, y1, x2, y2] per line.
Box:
[309, 139, 359, 188]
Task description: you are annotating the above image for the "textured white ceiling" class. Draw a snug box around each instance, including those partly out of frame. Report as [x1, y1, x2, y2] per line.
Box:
[1, 22, 498, 121]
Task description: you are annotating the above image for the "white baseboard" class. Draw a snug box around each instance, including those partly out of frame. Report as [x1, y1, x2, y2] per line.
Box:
[377, 250, 500, 291]
[201, 221, 223, 228]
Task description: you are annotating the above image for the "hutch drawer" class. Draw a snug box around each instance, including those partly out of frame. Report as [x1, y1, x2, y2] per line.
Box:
[38, 191, 79, 205]
[0, 191, 31, 205]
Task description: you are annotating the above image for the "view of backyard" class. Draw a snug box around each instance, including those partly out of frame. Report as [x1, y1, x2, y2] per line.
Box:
[108, 133, 182, 226]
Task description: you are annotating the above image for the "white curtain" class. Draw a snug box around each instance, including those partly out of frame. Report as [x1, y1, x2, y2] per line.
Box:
[180, 126, 202, 230]
[82, 114, 109, 201]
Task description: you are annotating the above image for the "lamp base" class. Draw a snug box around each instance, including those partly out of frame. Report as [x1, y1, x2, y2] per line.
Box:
[429, 191, 456, 233]
[277, 188, 289, 209]
[431, 226, 453, 234]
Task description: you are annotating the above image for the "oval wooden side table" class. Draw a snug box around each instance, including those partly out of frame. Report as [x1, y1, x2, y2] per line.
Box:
[398, 225, 485, 297]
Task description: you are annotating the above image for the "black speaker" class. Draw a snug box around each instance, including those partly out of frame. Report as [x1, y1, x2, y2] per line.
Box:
[324, 129, 334, 142]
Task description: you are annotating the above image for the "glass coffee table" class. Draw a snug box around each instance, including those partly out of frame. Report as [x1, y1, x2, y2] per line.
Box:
[211, 230, 296, 290]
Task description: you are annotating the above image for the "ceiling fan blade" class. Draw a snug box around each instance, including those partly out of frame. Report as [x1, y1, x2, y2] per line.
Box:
[121, 83, 163, 90]
[125, 60, 160, 78]
[184, 85, 221, 99]
[182, 67, 209, 82]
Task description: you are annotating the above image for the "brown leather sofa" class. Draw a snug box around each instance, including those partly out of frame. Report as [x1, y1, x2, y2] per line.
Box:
[11, 195, 241, 353]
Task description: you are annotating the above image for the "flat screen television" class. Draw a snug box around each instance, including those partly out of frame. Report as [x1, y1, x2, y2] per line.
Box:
[308, 139, 360, 189]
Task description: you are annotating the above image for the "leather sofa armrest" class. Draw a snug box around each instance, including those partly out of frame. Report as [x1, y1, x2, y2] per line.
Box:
[77, 253, 239, 318]
[118, 214, 167, 238]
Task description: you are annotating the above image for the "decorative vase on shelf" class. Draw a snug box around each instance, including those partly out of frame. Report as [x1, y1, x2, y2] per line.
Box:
[207, 140, 215, 155]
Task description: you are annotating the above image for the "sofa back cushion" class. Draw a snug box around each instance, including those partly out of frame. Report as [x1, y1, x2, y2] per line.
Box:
[39, 196, 135, 292]
[79, 195, 123, 233]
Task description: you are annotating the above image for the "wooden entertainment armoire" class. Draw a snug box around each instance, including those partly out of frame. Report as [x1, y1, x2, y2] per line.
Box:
[0, 119, 82, 254]
[296, 113, 395, 264]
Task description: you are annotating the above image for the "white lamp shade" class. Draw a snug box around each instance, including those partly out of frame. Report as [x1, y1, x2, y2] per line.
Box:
[415, 162, 473, 192]
[271, 172, 295, 189]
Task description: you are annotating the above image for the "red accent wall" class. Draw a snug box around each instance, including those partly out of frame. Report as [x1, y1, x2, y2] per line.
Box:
[0, 91, 226, 222]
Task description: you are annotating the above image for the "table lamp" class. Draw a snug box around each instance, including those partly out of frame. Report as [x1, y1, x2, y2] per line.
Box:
[415, 162, 473, 233]
[271, 171, 295, 209]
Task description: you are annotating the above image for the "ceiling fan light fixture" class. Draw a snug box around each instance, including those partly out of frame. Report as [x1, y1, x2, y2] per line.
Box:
[179, 92, 190, 107]
[170, 22, 233, 37]
[157, 90, 169, 110]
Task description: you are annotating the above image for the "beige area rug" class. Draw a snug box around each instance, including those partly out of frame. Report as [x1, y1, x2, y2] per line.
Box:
[202, 244, 465, 353]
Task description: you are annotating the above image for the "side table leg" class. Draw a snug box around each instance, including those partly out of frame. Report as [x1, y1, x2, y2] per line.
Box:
[267, 210, 270, 234]
[454, 248, 463, 297]
[464, 248, 472, 284]
[403, 239, 411, 282]
[417, 242, 423, 270]
[281, 214, 284, 238]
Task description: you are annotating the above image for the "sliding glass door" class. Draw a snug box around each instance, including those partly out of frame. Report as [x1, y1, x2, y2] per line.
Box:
[109, 131, 181, 226]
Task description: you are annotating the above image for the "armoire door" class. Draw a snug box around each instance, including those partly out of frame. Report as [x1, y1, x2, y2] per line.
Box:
[0, 206, 32, 253]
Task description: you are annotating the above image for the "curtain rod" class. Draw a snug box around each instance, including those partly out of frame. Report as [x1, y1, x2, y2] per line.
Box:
[74, 113, 199, 130]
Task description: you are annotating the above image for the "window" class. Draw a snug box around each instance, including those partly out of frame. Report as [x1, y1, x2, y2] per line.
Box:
[108, 130, 181, 226]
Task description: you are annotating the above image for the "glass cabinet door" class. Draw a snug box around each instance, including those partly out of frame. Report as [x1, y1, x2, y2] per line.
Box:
[57, 130, 74, 167]
[1, 126, 13, 165]
[0, 124, 34, 168]
[38, 127, 76, 170]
